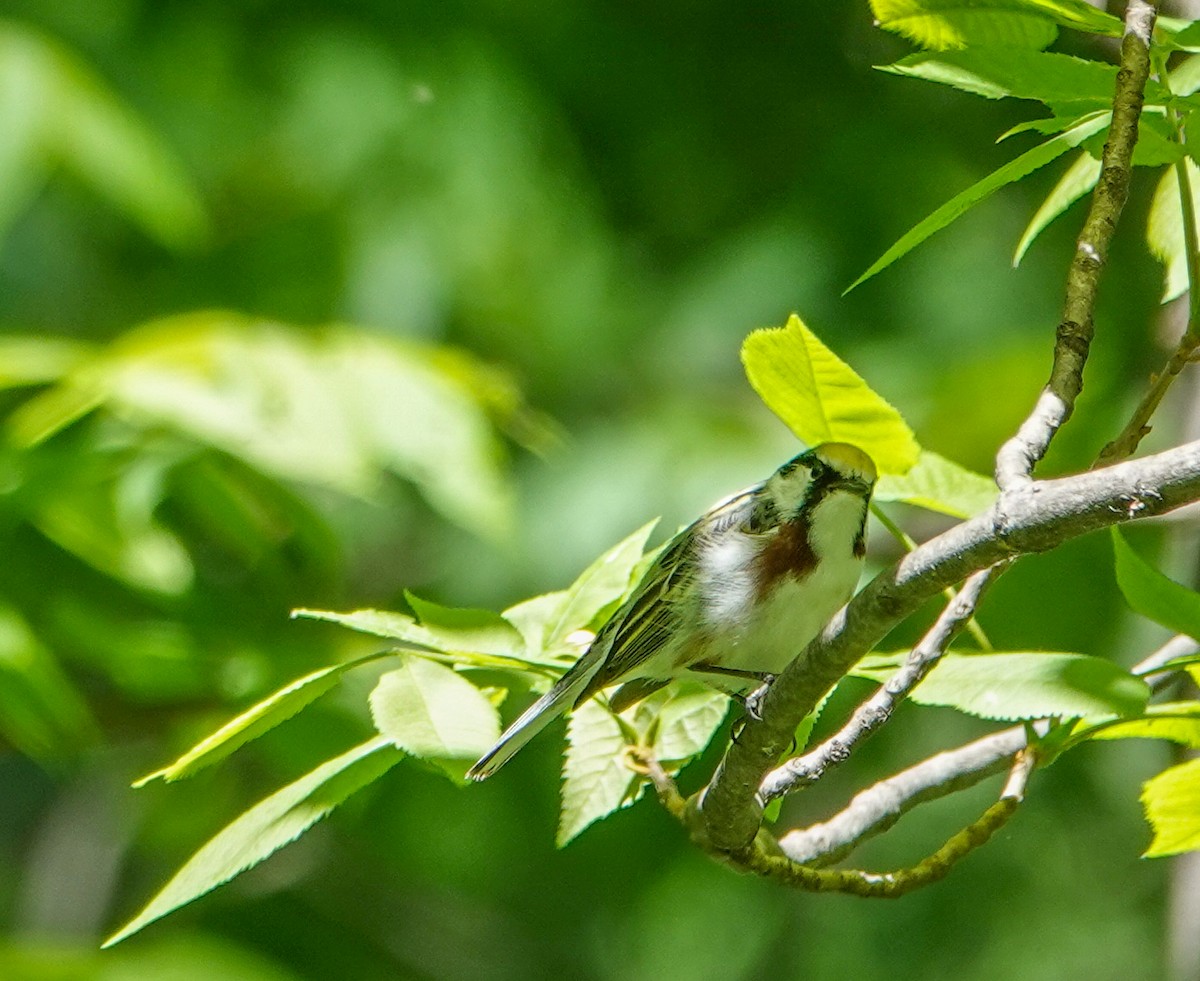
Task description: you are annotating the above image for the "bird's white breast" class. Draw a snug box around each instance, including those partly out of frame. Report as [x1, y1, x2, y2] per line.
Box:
[693, 488, 867, 677]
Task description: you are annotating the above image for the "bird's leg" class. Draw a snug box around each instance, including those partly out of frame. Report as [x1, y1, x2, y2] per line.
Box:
[742, 676, 775, 722]
[692, 662, 777, 722]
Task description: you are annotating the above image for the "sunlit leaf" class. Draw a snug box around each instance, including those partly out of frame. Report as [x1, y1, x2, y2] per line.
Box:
[854, 651, 1149, 721]
[134, 654, 387, 786]
[1013, 151, 1101, 265]
[293, 607, 435, 645]
[558, 699, 642, 846]
[546, 520, 657, 650]
[870, 0, 1058, 49]
[741, 314, 920, 474]
[369, 653, 500, 780]
[881, 48, 1118, 109]
[871, 0, 1120, 49]
[1142, 757, 1200, 857]
[0, 335, 93, 389]
[874, 449, 997, 518]
[1112, 529, 1200, 640]
[11, 315, 524, 540]
[103, 737, 403, 947]
[1170, 52, 1200, 97]
[848, 111, 1109, 292]
[1080, 703, 1200, 748]
[404, 592, 524, 657]
[1167, 19, 1200, 53]
[1147, 160, 1200, 303]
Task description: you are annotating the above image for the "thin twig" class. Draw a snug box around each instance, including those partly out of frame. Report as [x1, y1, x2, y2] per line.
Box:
[996, 0, 1158, 489]
[759, 563, 1008, 802]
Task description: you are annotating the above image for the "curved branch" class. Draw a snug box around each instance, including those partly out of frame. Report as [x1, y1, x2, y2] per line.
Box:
[776, 727, 1028, 866]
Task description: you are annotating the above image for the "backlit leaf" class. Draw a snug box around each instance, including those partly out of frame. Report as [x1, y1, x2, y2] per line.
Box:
[1014, 150, 1101, 265]
[369, 654, 500, 780]
[103, 737, 403, 946]
[741, 314, 920, 475]
[1147, 161, 1200, 303]
[874, 449, 997, 518]
[134, 654, 387, 786]
[558, 699, 642, 846]
[1142, 757, 1200, 857]
[848, 111, 1109, 291]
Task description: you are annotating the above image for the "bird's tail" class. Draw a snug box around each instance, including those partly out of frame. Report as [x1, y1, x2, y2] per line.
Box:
[466, 654, 599, 781]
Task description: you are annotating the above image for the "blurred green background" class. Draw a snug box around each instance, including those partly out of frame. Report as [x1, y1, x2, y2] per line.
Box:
[0, 2, 1185, 979]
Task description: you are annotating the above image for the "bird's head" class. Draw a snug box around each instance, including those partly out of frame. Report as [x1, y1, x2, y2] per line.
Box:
[763, 442, 877, 519]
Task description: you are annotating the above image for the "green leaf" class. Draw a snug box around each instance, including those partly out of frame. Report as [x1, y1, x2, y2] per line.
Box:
[870, 0, 1058, 49]
[558, 699, 642, 846]
[293, 607, 440, 646]
[404, 592, 524, 657]
[133, 655, 386, 786]
[653, 684, 730, 765]
[1112, 529, 1200, 639]
[871, 0, 1121, 48]
[1147, 160, 1200, 303]
[874, 449, 997, 518]
[0, 335, 93, 389]
[741, 314, 920, 474]
[1170, 53, 1200, 97]
[1167, 19, 1200, 53]
[1142, 757, 1200, 857]
[503, 520, 658, 659]
[103, 736, 403, 947]
[0, 23, 207, 249]
[854, 651, 1149, 721]
[368, 653, 500, 779]
[1013, 150, 1101, 265]
[11, 315, 524, 540]
[847, 111, 1110, 292]
[0, 606, 96, 762]
[1130, 114, 1187, 168]
[998, 114, 1097, 140]
[1080, 703, 1200, 748]
[881, 48, 1118, 110]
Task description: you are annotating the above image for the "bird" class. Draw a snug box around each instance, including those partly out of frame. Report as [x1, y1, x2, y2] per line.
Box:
[467, 442, 877, 780]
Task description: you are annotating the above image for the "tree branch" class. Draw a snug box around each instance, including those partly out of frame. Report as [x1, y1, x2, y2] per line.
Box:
[698, 438, 1200, 853]
[995, 0, 1157, 489]
[759, 563, 1006, 802]
[733, 741, 1035, 896]
[776, 727, 1029, 866]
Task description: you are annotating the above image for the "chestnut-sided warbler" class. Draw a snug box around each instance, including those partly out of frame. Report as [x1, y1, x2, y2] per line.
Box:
[467, 442, 877, 780]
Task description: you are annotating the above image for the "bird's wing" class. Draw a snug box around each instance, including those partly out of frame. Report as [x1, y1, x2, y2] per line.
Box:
[575, 486, 759, 702]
